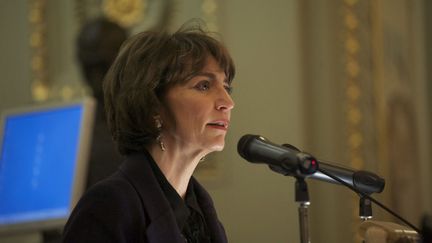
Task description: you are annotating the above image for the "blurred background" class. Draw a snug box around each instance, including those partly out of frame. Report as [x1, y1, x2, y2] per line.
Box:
[0, 0, 431, 242]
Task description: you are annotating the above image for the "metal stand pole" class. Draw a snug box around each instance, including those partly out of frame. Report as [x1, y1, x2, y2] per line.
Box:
[296, 177, 311, 243]
[298, 202, 310, 243]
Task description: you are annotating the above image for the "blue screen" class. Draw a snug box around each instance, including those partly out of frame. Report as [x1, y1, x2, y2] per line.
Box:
[0, 105, 84, 225]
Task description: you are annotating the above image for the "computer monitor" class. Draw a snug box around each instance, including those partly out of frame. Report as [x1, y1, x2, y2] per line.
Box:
[0, 98, 95, 235]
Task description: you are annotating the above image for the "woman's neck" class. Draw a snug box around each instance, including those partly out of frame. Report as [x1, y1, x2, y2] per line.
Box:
[147, 143, 206, 198]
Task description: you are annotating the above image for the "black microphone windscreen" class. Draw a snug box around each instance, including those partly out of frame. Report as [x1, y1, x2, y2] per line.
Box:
[237, 134, 256, 160]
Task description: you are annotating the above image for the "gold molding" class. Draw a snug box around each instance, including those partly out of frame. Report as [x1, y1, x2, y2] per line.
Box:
[29, 0, 49, 102]
[102, 0, 146, 28]
[343, 0, 364, 171]
[342, 0, 365, 241]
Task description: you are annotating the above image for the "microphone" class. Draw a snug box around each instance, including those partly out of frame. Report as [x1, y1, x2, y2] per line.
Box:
[238, 134, 423, 232]
[237, 134, 318, 176]
[237, 134, 385, 194]
[307, 161, 385, 194]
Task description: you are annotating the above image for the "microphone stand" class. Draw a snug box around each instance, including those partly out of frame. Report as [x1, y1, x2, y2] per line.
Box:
[295, 177, 372, 243]
[359, 196, 372, 220]
[295, 177, 311, 243]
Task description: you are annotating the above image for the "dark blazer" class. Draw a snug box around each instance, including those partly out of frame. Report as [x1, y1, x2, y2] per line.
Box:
[62, 153, 228, 243]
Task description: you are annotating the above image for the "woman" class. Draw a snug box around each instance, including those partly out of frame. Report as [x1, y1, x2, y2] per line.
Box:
[62, 24, 235, 243]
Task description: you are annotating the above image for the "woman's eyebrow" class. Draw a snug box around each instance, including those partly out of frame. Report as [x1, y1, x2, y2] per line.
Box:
[195, 71, 229, 84]
[195, 72, 216, 80]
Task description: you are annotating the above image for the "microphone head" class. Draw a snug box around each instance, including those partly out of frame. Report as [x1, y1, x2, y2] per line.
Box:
[238, 134, 318, 176]
[353, 171, 385, 194]
[237, 134, 261, 161]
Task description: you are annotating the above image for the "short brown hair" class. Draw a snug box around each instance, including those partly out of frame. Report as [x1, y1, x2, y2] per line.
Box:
[103, 24, 235, 155]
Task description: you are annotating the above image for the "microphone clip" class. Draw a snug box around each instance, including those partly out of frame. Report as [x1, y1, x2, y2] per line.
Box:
[269, 144, 319, 177]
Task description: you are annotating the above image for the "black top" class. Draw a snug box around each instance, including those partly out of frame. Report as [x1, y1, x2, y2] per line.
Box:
[146, 151, 211, 243]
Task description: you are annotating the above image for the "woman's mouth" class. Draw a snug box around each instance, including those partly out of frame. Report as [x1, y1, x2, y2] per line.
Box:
[207, 121, 229, 130]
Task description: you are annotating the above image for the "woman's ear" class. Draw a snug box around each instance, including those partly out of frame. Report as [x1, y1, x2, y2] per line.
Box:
[153, 114, 163, 128]
[156, 104, 174, 131]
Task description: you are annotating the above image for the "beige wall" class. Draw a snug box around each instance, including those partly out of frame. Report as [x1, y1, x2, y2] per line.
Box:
[0, 1, 32, 110]
[1, 1, 431, 243]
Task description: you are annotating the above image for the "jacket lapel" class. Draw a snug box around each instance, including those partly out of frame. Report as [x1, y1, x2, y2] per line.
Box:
[119, 153, 185, 243]
[191, 177, 228, 243]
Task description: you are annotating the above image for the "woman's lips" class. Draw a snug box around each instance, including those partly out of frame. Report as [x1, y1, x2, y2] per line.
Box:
[207, 120, 229, 130]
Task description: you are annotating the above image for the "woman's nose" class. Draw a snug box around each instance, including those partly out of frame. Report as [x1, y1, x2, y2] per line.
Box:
[216, 88, 235, 111]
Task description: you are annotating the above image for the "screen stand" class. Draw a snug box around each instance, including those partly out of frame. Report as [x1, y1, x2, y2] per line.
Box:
[295, 177, 311, 243]
[0, 232, 43, 243]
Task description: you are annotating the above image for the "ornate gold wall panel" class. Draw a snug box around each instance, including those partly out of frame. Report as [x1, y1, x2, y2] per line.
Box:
[343, 1, 427, 240]
[342, 0, 373, 241]
[340, 0, 426, 241]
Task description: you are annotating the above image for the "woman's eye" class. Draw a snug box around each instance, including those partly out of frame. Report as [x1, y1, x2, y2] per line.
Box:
[225, 85, 233, 94]
[195, 81, 211, 91]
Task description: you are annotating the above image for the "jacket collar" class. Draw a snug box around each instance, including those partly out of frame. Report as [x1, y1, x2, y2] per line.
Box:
[119, 151, 227, 243]
[119, 152, 184, 242]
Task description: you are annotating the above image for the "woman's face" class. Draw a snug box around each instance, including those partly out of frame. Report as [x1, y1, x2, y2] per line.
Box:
[160, 57, 234, 155]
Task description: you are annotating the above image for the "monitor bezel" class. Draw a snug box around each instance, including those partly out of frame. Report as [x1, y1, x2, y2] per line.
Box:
[0, 97, 95, 235]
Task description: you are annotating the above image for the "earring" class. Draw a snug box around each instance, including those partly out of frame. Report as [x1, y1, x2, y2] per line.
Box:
[155, 117, 166, 151]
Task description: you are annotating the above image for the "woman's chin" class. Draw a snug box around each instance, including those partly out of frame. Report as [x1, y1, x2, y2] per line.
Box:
[207, 141, 225, 152]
